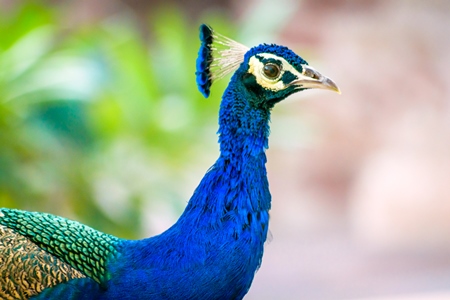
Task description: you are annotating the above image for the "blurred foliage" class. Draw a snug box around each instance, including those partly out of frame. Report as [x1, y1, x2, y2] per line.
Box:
[0, 2, 237, 238]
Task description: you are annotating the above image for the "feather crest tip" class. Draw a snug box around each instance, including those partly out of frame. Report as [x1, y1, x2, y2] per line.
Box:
[195, 24, 249, 98]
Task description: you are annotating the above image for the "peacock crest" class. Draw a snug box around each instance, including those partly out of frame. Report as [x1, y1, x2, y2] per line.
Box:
[196, 24, 249, 98]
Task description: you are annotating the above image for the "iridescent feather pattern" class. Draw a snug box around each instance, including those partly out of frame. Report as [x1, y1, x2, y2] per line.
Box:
[0, 209, 120, 294]
[195, 24, 249, 97]
[0, 225, 85, 299]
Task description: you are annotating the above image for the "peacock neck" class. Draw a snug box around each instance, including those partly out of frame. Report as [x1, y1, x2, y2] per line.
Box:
[217, 82, 271, 161]
[180, 76, 272, 231]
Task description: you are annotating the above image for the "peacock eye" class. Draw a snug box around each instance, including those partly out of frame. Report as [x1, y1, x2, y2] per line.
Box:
[263, 63, 281, 79]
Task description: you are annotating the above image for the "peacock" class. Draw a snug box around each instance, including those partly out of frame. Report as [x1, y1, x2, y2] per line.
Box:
[0, 24, 339, 299]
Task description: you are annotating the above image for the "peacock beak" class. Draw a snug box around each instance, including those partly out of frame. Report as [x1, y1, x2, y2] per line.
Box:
[290, 65, 341, 94]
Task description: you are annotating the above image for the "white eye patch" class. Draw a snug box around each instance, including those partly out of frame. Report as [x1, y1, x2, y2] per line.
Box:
[247, 53, 303, 92]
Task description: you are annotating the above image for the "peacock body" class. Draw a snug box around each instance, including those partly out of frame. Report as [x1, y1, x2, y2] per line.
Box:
[0, 24, 339, 299]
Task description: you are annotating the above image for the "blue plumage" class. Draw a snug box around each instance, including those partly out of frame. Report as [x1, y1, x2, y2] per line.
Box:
[0, 24, 339, 299]
[196, 24, 214, 97]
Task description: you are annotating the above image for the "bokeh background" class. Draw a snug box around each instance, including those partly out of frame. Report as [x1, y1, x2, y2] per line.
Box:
[1, 0, 450, 299]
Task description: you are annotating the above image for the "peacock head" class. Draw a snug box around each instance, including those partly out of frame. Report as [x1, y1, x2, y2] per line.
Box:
[196, 24, 340, 108]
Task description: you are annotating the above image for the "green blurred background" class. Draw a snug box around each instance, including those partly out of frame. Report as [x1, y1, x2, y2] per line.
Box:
[0, 0, 236, 238]
[2, 1, 450, 299]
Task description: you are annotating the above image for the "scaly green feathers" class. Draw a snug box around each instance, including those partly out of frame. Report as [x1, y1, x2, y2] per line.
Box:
[0, 209, 120, 287]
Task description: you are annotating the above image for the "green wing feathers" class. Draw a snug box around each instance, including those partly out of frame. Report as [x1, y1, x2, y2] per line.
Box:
[0, 209, 120, 298]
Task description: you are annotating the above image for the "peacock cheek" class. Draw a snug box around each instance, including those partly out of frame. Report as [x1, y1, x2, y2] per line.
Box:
[239, 74, 267, 108]
[242, 73, 262, 94]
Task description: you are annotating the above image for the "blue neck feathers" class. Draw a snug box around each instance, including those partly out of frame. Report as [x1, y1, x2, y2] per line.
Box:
[181, 72, 272, 232]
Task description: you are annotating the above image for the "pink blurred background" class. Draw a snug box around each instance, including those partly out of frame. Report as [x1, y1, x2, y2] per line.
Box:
[246, 0, 450, 299]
